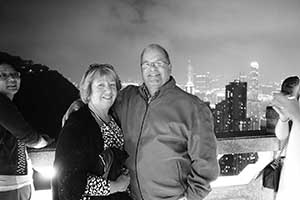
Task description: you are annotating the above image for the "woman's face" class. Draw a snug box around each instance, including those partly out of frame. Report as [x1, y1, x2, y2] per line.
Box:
[89, 73, 117, 111]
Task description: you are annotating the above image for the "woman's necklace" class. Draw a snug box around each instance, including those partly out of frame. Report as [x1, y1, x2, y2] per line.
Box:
[88, 103, 111, 124]
[89, 105, 124, 148]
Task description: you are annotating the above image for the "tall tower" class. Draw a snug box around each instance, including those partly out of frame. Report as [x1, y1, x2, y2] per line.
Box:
[185, 59, 195, 95]
[248, 61, 259, 100]
[247, 61, 260, 130]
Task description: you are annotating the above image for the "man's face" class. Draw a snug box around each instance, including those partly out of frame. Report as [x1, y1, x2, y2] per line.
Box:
[0, 64, 21, 99]
[141, 47, 171, 94]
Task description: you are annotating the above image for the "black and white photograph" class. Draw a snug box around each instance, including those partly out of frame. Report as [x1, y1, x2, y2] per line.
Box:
[1, 0, 300, 200]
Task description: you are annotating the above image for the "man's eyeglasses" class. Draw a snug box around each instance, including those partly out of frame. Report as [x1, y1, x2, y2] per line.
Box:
[0, 72, 21, 81]
[141, 61, 169, 70]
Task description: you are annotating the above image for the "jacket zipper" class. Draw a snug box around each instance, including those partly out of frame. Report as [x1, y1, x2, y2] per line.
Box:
[135, 100, 150, 200]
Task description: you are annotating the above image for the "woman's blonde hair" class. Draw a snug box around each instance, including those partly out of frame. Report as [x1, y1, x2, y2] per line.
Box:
[79, 64, 121, 103]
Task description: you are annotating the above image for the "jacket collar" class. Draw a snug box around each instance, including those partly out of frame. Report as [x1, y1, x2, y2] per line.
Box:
[138, 76, 176, 102]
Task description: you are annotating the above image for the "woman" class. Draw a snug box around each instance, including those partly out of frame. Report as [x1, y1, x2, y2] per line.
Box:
[274, 76, 300, 140]
[272, 76, 300, 199]
[53, 64, 131, 200]
[0, 62, 50, 200]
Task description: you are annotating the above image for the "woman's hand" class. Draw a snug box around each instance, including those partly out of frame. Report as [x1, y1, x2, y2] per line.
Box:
[272, 105, 289, 122]
[273, 93, 300, 121]
[110, 173, 130, 194]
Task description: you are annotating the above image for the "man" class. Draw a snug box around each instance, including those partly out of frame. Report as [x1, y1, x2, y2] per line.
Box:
[113, 44, 219, 200]
[65, 44, 219, 200]
[0, 62, 52, 200]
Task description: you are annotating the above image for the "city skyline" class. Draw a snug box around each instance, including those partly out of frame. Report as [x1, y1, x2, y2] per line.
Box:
[1, 0, 300, 84]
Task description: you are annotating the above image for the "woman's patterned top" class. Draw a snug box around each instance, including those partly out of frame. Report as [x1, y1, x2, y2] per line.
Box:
[81, 114, 125, 200]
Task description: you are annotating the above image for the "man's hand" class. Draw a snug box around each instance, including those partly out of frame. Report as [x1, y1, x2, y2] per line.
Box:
[62, 99, 84, 126]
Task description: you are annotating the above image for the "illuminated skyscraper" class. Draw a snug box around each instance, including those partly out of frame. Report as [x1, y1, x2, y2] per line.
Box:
[247, 61, 260, 130]
[213, 80, 250, 133]
[248, 61, 259, 100]
[225, 80, 248, 132]
[185, 59, 195, 95]
[195, 72, 211, 94]
[213, 99, 227, 133]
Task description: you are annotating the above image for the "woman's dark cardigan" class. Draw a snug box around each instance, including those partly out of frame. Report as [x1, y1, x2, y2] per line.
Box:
[52, 105, 105, 200]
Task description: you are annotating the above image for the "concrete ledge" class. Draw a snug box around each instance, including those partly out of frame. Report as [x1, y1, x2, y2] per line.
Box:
[28, 135, 282, 169]
[217, 136, 281, 154]
[28, 135, 281, 200]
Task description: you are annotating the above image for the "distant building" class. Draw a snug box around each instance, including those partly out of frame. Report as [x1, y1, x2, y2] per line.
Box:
[260, 83, 277, 96]
[195, 72, 211, 94]
[213, 80, 251, 133]
[184, 59, 195, 95]
[248, 61, 259, 100]
[247, 61, 260, 130]
[225, 80, 249, 132]
[214, 100, 227, 133]
[238, 72, 247, 82]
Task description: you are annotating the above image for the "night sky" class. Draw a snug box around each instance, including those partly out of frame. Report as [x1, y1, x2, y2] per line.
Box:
[1, 0, 300, 85]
